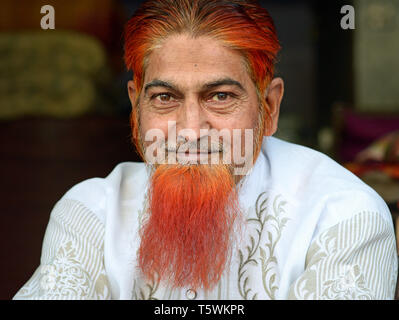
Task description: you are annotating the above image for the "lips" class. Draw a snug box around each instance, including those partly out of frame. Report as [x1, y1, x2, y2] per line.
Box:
[175, 150, 221, 162]
[176, 151, 216, 156]
[180, 150, 217, 154]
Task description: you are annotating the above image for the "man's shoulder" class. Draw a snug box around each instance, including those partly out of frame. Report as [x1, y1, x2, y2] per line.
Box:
[264, 137, 392, 225]
[60, 161, 147, 224]
[264, 136, 366, 191]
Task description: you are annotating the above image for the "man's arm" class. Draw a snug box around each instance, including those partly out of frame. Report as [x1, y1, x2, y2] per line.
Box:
[13, 198, 111, 300]
[288, 211, 398, 299]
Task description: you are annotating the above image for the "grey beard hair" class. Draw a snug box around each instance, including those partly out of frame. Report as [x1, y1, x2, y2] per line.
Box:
[161, 136, 225, 153]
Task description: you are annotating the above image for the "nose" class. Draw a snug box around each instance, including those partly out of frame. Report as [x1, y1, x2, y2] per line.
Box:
[176, 97, 210, 141]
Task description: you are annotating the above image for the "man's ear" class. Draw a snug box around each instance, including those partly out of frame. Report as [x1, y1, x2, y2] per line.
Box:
[127, 80, 137, 108]
[264, 77, 284, 136]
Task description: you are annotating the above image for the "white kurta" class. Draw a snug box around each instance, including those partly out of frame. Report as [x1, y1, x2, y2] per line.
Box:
[13, 137, 398, 300]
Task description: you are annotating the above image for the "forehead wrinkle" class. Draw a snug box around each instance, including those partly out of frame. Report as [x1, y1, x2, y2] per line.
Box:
[143, 35, 253, 92]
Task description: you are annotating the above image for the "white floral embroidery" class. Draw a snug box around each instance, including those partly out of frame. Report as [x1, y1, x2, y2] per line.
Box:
[133, 272, 161, 300]
[237, 193, 289, 300]
[306, 227, 337, 267]
[289, 211, 396, 300]
[292, 270, 317, 299]
[93, 272, 111, 299]
[13, 199, 112, 300]
[321, 265, 373, 300]
[260, 195, 289, 299]
[39, 265, 57, 291]
[38, 241, 91, 298]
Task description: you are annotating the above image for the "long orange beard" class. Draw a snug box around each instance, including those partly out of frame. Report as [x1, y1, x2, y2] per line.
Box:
[138, 163, 241, 291]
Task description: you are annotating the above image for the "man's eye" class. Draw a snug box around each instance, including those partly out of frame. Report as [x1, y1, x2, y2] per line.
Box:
[211, 92, 229, 102]
[155, 93, 172, 102]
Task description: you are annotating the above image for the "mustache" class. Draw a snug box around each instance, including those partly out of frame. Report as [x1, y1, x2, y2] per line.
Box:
[161, 138, 226, 153]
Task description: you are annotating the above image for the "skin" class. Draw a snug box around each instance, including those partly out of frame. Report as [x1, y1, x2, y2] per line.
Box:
[127, 34, 284, 168]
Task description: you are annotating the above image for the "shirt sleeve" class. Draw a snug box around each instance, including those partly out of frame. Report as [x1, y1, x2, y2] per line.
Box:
[13, 198, 112, 300]
[287, 211, 398, 299]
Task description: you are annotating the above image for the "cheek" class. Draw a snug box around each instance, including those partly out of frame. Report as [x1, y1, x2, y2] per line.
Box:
[139, 111, 169, 147]
[209, 108, 259, 133]
[209, 112, 259, 160]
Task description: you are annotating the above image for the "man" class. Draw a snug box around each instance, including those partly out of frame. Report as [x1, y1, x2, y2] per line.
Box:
[14, 0, 397, 300]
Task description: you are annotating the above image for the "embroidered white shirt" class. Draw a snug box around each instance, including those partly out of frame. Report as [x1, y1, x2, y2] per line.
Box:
[13, 137, 398, 300]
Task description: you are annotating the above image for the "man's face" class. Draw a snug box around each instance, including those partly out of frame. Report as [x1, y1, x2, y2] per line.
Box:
[136, 34, 262, 172]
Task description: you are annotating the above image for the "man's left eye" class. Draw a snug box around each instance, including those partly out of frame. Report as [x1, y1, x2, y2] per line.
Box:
[211, 93, 229, 102]
[157, 93, 172, 102]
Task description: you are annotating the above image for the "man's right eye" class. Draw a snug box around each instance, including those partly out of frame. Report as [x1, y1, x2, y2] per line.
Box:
[154, 93, 172, 102]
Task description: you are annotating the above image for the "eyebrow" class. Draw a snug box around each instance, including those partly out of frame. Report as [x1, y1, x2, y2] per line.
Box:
[144, 79, 176, 94]
[143, 77, 246, 95]
[203, 78, 245, 92]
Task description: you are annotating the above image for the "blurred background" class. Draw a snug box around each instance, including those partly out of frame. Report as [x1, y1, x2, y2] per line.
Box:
[1, 0, 398, 299]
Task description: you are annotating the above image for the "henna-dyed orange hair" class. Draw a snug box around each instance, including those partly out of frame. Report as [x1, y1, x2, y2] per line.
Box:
[124, 0, 281, 157]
